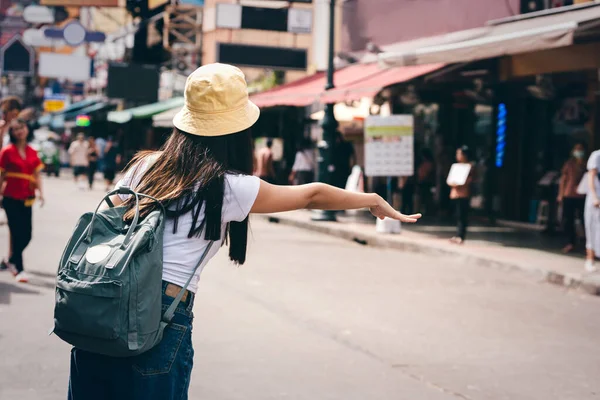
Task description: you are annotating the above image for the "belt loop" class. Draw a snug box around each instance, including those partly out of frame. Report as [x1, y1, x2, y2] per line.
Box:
[186, 292, 194, 312]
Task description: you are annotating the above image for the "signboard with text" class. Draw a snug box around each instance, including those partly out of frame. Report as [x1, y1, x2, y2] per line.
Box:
[217, 43, 307, 70]
[216, 4, 312, 34]
[364, 115, 414, 177]
[43, 94, 68, 113]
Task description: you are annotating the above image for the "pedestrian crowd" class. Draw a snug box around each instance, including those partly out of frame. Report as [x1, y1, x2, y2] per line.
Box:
[0, 95, 121, 284]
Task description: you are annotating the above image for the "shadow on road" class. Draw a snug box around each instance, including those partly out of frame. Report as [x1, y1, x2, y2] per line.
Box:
[0, 281, 40, 304]
[28, 270, 58, 280]
[27, 279, 57, 290]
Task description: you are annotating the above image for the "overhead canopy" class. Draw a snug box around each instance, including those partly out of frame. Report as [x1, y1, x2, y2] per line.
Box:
[321, 63, 444, 104]
[379, 3, 600, 67]
[250, 72, 326, 108]
[71, 102, 117, 116]
[46, 102, 116, 130]
[250, 62, 443, 108]
[107, 97, 185, 124]
[310, 98, 372, 122]
[38, 98, 102, 127]
[152, 106, 182, 128]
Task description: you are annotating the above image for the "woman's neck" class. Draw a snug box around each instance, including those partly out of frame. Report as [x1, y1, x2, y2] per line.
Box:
[15, 140, 27, 150]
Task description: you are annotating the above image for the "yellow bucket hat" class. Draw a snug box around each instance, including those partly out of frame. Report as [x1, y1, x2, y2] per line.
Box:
[173, 63, 260, 137]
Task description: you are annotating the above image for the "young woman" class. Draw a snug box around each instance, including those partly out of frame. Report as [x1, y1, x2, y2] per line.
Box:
[67, 64, 420, 400]
[449, 146, 474, 244]
[0, 96, 23, 270]
[0, 119, 45, 283]
[86, 136, 99, 190]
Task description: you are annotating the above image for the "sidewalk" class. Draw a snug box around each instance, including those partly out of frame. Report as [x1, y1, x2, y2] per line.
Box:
[257, 211, 600, 296]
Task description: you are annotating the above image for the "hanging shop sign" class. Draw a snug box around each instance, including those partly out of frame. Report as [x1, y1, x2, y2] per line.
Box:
[217, 43, 307, 70]
[0, 35, 34, 76]
[44, 20, 105, 47]
[23, 27, 64, 47]
[23, 5, 55, 24]
[215, 3, 312, 33]
[43, 94, 69, 113]
[39, 53, 91, 82]
[495, 103, 506, 168]
[364, 115, 414, 177]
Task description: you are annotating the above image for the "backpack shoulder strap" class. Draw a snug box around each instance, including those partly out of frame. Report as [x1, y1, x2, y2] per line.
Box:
[162, 241, 215, 323]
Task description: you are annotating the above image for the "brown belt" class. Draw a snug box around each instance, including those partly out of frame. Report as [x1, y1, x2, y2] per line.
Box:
[165, 283, 189, 303]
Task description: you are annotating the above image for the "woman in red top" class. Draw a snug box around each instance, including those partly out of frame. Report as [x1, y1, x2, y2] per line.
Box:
[0, 119, 45, 283]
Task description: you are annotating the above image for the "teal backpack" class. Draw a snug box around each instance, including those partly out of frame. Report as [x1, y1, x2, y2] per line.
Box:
[52, 187, 213, 357]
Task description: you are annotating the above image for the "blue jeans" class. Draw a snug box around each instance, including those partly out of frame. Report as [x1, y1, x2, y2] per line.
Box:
[68, 282, 195, 400]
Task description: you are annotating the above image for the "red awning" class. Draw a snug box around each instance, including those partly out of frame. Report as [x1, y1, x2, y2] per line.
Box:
[320, 63, 445, 104]
[250, 63, 444, 108]
[250, 72, 326, 108]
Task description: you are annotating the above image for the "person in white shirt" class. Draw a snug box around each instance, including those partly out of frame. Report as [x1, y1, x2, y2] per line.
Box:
[68, 133, 89, 188]
[584, 149, 600, 272]
[289, 138, 315, 185]
[67, 63, 422, 400]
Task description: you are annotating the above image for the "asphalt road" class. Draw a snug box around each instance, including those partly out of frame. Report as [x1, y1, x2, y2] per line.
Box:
[0, 176, 599, 400]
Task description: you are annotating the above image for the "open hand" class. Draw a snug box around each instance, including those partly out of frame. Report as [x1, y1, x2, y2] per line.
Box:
[370, 195, 422, 223]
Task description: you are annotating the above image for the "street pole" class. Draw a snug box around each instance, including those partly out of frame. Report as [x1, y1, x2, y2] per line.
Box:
[312, 0, 338, 222]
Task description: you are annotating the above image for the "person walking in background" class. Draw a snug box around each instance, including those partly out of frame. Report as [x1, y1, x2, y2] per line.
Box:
[0, 96, 23, 271]
[254, 138, 276, 183]
[417, 148, 435, 215]
[68, 133, 88, 189]
[557, 142, 587, 254]
[103, 137, 121, 192]
[0, 119, 45, 283]
[86, 136, 99, 190]
[66, 63, 421, 400]
[583, 148, 600, 272]
[448, 146, 474, 244]
[289, 138, 314, 185]
[332, 132, 356, 189]
[95, 136, 107, 173]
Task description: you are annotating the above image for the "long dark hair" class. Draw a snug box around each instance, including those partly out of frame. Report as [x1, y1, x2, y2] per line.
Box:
[123, 128, 254, 264]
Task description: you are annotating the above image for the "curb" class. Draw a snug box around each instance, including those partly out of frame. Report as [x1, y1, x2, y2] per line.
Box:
[258, 214, 600, 297]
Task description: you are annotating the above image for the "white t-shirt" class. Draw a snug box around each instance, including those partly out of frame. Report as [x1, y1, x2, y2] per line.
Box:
[69, 140, 89, 167]
[115, 159, 260, 293]
[292, 149, 314, 172]
[586, 150, 600, 197]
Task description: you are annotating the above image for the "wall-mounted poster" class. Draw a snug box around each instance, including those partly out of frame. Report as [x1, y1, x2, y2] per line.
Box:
[364, 115, 414, 177]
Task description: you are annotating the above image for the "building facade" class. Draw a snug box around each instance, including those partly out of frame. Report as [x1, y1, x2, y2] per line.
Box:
[201, 0, 317, 85]
[340, 0, 600, 224]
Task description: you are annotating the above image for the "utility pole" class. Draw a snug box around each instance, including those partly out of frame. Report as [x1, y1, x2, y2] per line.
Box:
[312, 0, 338, 222]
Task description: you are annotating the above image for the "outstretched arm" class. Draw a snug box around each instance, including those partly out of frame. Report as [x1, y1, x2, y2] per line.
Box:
[251, 181, 421, 223]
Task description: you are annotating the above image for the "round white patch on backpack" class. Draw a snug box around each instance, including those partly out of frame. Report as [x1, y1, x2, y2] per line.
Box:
[85, 245, 112, 265]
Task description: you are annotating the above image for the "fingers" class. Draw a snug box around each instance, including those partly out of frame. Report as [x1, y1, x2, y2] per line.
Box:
[396, 212, 422, 223]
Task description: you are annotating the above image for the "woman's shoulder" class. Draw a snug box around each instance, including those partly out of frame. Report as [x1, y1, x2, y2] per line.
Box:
[224, 173, 260, 200]
[225, 173, 259, 186]
[1, 143, 14, 154]
[588, 150, 600, 163]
